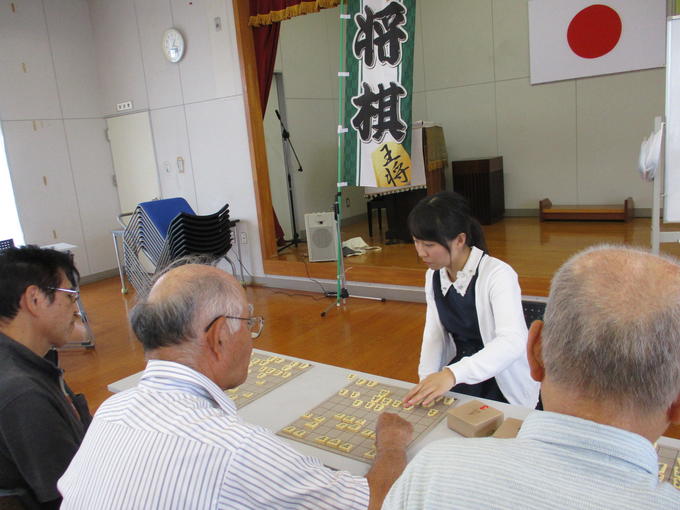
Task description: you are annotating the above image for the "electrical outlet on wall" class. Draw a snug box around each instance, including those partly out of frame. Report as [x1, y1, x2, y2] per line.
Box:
[240, 231, 248, 244]
[345, 198, 351, 207]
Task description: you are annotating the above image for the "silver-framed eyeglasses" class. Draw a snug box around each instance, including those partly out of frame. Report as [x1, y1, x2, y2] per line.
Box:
[46, 287, 80, 303]
[204, 304, 265, 339]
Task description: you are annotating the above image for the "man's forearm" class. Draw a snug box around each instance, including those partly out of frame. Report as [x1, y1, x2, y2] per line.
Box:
[365, 447, 408, 510]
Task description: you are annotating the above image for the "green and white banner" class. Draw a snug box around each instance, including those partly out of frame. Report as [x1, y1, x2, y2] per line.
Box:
[343, 0, 416, 188]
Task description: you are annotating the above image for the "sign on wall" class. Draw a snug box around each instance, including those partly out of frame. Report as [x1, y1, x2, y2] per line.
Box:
[343, 0, 416, 188]
[529, 0, 666, 84]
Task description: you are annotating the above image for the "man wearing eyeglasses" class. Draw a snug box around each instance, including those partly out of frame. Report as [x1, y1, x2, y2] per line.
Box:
[0, 245, 91, 509]
[59, 263, 413, 510]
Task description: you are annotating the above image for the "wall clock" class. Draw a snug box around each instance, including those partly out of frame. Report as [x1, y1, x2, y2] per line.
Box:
[162, 28, 185, 63]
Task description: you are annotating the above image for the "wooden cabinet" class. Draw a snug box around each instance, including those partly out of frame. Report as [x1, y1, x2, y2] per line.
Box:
[451, 156, 504, 225]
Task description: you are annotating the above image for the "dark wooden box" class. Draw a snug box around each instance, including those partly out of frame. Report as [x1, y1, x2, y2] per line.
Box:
[451, 157, 505, 225]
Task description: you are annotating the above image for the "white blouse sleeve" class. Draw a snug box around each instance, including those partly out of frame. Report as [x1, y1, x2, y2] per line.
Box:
[418, 269, 453, 381]
[447, 262, 528, 385]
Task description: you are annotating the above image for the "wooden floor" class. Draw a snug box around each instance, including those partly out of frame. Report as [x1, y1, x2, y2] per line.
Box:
[60, 216, 680, 438]
[270, 217, 680, 296]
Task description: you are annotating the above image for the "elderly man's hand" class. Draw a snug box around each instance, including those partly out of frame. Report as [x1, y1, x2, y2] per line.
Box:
[375, 412, 413, 452]
[366, 413, 414, 510]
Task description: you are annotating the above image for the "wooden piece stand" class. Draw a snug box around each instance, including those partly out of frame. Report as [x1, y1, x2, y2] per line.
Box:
[539, 197, 634, 222]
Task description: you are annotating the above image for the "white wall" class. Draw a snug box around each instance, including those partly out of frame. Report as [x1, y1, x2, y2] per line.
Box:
[272, 0, 665, 212]
[88, 0, 262, 275]
[0, 0, 119, 275]
[0, 0, 261, 277]
[418, 0, 664, 210]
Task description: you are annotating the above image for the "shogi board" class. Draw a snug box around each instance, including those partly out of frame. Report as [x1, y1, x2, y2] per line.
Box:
[277, 374, 456, 464]
[656, 443, 680, 489]
[225, 354, 312, 409]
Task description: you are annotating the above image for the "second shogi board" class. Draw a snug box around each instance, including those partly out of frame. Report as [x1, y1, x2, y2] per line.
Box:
[226, 354, 312, 409]
[657, 443, 680, 489]
[277, 374, 456, 463]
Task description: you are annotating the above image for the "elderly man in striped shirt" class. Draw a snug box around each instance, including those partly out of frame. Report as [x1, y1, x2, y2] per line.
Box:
[383, 245, 680, 509]
[58, 263, 413, 510]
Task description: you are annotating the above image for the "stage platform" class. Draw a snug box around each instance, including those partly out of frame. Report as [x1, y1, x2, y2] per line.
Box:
[268, 217, 680, 296]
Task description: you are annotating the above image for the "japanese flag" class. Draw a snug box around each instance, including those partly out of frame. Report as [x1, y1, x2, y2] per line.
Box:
[529, 0, 666, 84]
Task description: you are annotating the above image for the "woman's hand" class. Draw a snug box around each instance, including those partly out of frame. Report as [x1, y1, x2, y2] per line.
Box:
[403, 369, 455, 406]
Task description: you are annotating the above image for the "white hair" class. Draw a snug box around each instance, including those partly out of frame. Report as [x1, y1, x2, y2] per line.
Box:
[542, 244, 680, 413]
[131, 261, 245, 351]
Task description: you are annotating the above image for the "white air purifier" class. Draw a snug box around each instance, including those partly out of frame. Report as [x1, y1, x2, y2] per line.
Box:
[304, 212, 337, 262]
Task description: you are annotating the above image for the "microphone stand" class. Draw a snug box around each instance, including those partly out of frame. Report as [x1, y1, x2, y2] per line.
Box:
[275, 109, 304, 252]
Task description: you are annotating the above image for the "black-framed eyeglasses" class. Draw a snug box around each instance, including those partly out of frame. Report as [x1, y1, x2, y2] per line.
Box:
[204, 304, 264, 339]
[46, 287, 80, 303]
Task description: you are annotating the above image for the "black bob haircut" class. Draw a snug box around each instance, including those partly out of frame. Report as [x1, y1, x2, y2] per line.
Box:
[407, 191, 488, 253]
[0, 245, 79, 321]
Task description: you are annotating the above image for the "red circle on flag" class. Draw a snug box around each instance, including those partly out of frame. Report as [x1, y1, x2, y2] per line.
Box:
[567, 4, 622, 59]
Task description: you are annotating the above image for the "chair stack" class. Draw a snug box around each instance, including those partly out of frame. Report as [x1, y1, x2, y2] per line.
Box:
[521, 299, 547, 328]
[123, 199, 237, 297]
[122, 198, 195, 296]
[0, 238, 15, 253]
[165, 203, 236, 276]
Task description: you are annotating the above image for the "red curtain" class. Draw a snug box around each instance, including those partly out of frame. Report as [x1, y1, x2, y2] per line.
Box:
[250, 1, 339, 244]
[250, 3, 284, 241]
[252, 23, 280, 118]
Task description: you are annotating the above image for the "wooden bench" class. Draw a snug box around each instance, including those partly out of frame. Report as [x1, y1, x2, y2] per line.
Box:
[539, 197, 634, 222]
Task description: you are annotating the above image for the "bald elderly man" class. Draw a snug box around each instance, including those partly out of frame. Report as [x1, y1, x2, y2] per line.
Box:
[59, 263, 413, 510]
[383, 245, 680, 509]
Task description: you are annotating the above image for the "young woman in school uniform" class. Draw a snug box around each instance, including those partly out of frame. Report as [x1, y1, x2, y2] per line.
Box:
[403, 191, 539, 409]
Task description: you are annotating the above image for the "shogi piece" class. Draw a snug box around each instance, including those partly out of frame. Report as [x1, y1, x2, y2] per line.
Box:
[491, 418, 523, 439]
[447, 400, 504, 438]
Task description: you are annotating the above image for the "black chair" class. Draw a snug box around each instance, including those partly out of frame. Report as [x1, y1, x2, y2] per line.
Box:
[522, 299, 547, 328]
[0, 487, 40, 510]
[44, 348, 59, 366]
[0, 239, 15, 253]
[162, 203, 237, 276]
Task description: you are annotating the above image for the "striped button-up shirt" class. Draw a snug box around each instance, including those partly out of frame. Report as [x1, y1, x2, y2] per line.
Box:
[383, 411, 680, 509]
[58, 360, 369, 509]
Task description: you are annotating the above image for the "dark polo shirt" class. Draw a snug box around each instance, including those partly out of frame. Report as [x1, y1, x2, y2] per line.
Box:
[0, 333, 89, 509]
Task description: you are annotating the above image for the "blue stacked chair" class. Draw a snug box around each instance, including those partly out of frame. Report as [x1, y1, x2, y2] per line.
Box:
[122, 198, 237, 297]
[122, 198, 194, 296]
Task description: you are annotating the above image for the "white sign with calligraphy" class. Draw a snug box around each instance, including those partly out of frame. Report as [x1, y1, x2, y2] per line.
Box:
[343, 0, 419, 189]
